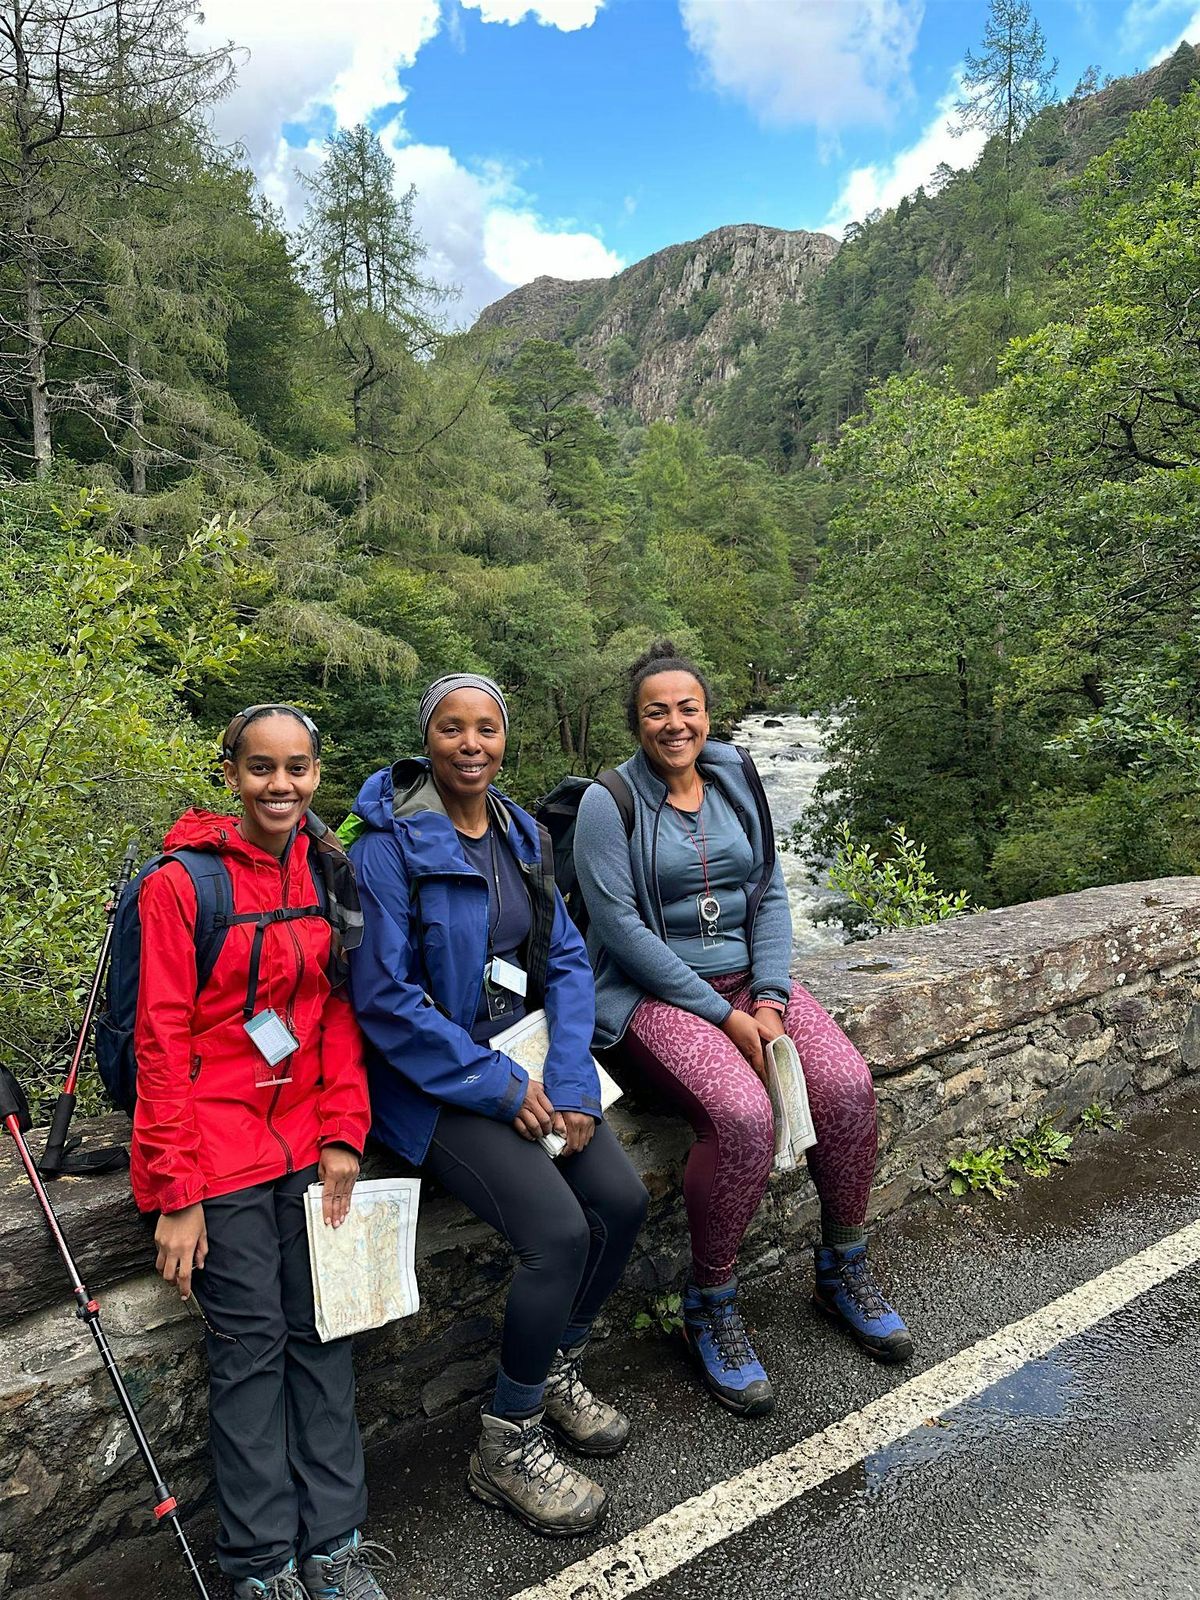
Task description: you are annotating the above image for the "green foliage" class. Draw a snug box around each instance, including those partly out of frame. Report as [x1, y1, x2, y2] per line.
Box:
[796, 86, 1200, 907]
[1007, 1115, 1073, 1176]
[0, 484, 246, 1111]
[825, 822, 976, 934]
[947, 1146, 1016, 1198]
[1080, 1102, 1124, 1133]
[633, 1291, 684, 1338]
[946, 1113, 1072, 1196]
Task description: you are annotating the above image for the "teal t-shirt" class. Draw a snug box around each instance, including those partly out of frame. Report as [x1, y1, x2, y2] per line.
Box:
[656, 785, 754, 977]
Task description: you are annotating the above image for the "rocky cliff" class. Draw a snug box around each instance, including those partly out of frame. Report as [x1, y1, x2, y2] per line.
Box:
[475, 222, 838, 423]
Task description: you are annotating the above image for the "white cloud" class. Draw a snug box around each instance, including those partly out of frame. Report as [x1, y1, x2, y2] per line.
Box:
[191, 0, 617, 321]
[194, 0, 440, 170]
[462, 0, 605, 27]
[1144, 6, 1200, 61]
[824, 81, 987, 231]
[378, 124, 622, 326]
[483, 209, 623, 283]
[679, 0, 924, 128]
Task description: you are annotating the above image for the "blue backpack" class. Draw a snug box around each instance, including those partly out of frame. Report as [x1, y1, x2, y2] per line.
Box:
[95, 847, 328, 1115]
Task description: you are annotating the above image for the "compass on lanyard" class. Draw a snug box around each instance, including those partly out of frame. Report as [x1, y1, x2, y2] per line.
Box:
[678, 790, 722, 947]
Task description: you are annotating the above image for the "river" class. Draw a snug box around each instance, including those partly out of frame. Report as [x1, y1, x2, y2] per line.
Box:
[731, 711, 845, 953]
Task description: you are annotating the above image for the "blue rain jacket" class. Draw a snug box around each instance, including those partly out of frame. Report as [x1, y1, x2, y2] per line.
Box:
[345, 759, 601, 1165]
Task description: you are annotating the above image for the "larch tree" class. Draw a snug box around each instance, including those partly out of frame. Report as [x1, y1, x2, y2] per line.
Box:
[0, 0, 235, 481]
[299, 125, 444, 511]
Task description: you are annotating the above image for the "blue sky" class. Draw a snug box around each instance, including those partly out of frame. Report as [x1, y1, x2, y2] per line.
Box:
[195, 0, 1200, 324]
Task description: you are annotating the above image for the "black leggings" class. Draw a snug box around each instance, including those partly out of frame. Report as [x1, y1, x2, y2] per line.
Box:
[424, 1110, 648, 1386]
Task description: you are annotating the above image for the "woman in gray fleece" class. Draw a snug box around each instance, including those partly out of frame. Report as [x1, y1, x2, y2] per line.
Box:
[573, 642, 912, 1418]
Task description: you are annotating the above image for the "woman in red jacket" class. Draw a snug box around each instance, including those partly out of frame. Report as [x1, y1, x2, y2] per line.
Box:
[131, 705, 389, 1600]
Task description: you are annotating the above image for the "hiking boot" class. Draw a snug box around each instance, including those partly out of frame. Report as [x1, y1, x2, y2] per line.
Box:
[681, 1278, 774, 1418]
[543, 1341, 631, 1457]
[813, 1243, 914, 1364]
[467, 1409, 607, 1537]
[301, 1530, 395, 1598]
[232, 1560, 308, 1600]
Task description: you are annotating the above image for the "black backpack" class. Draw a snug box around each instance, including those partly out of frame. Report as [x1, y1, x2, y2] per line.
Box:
[534, 769, 633, 936]
[95, 836, 331, 1115]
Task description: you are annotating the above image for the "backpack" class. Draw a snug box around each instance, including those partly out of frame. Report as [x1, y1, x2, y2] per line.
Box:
[534, 769, 633, 936]
[95, 835, 331, 1115]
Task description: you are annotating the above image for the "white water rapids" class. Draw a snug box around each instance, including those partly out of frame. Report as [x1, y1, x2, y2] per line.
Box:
[731, 711, 846, 953]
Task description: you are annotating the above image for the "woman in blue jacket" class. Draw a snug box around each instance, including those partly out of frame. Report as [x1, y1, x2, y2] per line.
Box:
[344, 673, 647, 1539]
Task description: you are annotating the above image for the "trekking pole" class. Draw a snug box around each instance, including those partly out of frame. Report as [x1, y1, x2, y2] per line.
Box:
[0, 1064, 212, 1598]
[40, 841, 137, 1178]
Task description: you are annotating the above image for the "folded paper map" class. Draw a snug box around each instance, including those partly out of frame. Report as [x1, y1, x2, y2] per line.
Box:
[304, 1177, 421, 1341]
[491, 1008, 623, 1156]
[765, 1034, 817, 1172]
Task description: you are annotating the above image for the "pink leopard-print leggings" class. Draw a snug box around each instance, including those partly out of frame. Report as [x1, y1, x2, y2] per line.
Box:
[622, 972, 878, 1286]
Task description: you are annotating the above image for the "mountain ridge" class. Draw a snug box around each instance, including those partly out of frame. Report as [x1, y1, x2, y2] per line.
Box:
[475, 221, 837, 421]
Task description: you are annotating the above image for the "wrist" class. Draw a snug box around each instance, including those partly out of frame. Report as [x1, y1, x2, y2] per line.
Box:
[754, 997, 787, 1015]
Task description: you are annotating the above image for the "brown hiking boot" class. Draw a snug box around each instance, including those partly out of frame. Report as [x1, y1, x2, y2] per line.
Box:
[543, 1343, 631, 1457]
[467, 1409, 608, 1537]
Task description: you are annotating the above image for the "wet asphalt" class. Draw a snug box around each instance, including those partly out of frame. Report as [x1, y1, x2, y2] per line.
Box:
[24, 1076, 1200, 1600]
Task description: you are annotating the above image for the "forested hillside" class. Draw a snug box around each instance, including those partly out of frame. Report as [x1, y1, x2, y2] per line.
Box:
[0, 0, 814, 1103]
[1, 0, 1198, 1107]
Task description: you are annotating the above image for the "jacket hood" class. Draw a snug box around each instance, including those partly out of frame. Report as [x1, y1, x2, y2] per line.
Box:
[163, 808, 251, 857]
[161, 807, 316, 870]
[352, 758, 513, 833]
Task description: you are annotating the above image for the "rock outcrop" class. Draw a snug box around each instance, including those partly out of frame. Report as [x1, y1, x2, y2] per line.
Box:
[475, 223, 838, 423]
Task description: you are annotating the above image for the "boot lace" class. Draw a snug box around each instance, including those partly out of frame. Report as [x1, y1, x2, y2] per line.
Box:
[319, 1538, 395, 1600]
[839, 1252, 889, 1320]
[501, 1420, 580, 1496]
[547, 1350, 609, 1425]
[707, 1297, 755, 1372]
[256, 1572, 310, 1600]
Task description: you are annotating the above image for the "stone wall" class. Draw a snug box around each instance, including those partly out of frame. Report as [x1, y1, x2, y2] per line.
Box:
[3, 877, 1199, 1591]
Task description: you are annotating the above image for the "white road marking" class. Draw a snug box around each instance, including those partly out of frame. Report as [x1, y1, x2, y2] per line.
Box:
[513, 1217, 1200, 1600]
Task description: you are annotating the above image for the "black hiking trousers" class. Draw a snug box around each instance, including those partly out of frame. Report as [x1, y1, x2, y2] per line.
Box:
[196, 1163, 367, 1582]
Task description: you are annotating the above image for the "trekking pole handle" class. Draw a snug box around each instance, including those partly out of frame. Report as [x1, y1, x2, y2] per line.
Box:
[62, 840, 138, 1097]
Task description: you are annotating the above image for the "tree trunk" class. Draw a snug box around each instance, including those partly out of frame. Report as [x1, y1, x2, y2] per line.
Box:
[22, 236, 51, 480]
[553, 689, 576, 758]
[127, 335, 146, 493]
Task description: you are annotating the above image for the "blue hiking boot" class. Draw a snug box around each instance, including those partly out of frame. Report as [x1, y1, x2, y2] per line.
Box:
[300, 1531, 395, 1599]
[813, 1244, 914, 1364]
[681, 1278, 774, 1417]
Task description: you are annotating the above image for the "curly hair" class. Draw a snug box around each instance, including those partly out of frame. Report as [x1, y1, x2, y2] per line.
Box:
[625, 640, 712, 734]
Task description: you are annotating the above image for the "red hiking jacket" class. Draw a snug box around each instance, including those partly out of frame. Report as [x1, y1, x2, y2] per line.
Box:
[130, 809, 370, 1215]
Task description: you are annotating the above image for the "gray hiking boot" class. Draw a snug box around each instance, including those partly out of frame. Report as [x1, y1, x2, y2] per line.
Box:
[467, 1409, 608, 1537]
[232, 1560, 308, 1599]
[543, 1343, 631, 1457]
[301, 1530, 395, 1598]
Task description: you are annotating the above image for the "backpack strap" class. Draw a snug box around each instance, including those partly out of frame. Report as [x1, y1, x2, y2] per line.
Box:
[169, 849, 235, 997]
[523, 820, 558, 1003]
[168, 848, 322, 1017]
[595, 768, 634, 837]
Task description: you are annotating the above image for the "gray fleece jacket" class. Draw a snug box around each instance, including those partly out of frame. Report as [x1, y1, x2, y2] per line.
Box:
[573, 740, 793, 1049]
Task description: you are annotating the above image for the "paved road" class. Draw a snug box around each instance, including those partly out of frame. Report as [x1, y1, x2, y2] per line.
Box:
[25, 1076, 1200, 1600]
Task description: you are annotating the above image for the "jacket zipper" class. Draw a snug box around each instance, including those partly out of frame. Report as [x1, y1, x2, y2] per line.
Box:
[264, 851, 296, 1173]
[265, 1080, 292, 1173]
